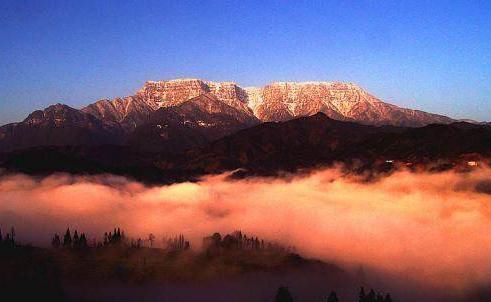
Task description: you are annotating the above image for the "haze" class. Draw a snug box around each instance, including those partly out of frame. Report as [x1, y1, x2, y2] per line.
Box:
[1, 167, 491, 296]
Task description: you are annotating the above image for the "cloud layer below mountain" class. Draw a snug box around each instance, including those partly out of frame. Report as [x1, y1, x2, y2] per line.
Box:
[1, 167, 491, 294]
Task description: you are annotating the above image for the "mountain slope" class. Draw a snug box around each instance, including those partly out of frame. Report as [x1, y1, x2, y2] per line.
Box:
[81, 96, 153, 131]
[172, 113, 489, 176]
[0, 104, 124, 152]
[1, 114, 490, 183]
[245, 82, 454, 126]
[0, 78, 463, 153]
[83, 79, 455, 129]
[128, 93, 260, 152]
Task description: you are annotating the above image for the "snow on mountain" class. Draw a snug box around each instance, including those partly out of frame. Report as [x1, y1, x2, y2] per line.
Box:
[81, 78, 454, 128]
[0, 78, 459, 152]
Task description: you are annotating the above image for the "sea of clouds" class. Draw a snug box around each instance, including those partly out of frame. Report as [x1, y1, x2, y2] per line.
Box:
[1, 167, 491, 297]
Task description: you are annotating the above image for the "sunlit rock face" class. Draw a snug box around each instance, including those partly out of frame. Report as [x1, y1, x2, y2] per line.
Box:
[246, 82, 454, 126]
[85, 79, 256, 128]
[81, 79, 454, 129]
[0, 78, 457, 151]
[82, 96, 153, 130]
[137, 79, 210, 109]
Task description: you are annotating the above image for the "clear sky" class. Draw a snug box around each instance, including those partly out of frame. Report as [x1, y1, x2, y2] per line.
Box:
[1, 0, 490, 124]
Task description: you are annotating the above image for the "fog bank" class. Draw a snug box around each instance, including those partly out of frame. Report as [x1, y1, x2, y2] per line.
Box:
[1, 167, 491, 293]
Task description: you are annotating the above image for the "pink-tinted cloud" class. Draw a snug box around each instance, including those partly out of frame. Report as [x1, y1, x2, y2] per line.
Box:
[1, 168, 491, 292]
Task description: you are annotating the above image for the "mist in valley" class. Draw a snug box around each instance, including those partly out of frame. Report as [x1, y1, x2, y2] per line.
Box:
[1, 167, 491, 301]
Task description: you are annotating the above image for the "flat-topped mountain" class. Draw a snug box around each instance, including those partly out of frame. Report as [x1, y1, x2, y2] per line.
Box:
[246, 82, 453, 126]
[0, 78, 460, 152]
[84, 78, 454, 128]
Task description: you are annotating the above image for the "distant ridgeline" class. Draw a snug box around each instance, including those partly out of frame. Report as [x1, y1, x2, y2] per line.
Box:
[1, 113, 490, 184]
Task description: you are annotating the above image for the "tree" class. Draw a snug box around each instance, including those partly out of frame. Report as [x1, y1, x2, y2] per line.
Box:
[51, 233, 61, 248]
[327, 291, 339, 302]
[376, 293, 384, 302]
[73, 230, 80, 248]
[148, 233, 155, 247]
[9, 227, 15, 245]
[359, 287, 367, 302]
[367, 289, 376, 302]
[275, 286, 294, 302]
[384, 294, 393, 302]
[79, 233, 88, 248]
[63, 228, 72, 248]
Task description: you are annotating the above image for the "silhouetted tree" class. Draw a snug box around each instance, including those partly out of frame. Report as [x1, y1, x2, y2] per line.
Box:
[51, 233, 61, 248]
[327, 291, 339, 302]
[367, 289, 376, 302]
[148, 233, 155, 247]
[376, 293, 384, 302]
[275, 286, 294, 302]
[359, 287, 367, 302]
[384, 294, 393, 302]
[79, 233, 88, 248]
[63, 228, 72, 248]
[1, 227, 16, 248]
[73, 230, 80, 248]
[9, 227, 15, 246]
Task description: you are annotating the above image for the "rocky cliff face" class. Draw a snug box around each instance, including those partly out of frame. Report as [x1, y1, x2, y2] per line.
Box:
[0, 78, 458, 152]
[245, 82, 453, 126]
[127, 93, 259, 152]
[82, 96, 153, 130]
[85, 79, 454, 128]
[83, 79, 256, 130]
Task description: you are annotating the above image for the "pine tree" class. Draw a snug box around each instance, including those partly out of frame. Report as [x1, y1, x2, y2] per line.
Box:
[51, 233, 61, 248]
[9, 227, 15, 246]
[73, 230, 80, 248]
[79, 233, 87, 248]
[63, 228, 72, 248]
[148, 233, 155, 247]
[275, 287, 294, 302]
[359, 287, 367, 302]
[327, 291, 339, 302]
[376, 293, 384, 302]
[367, 289, 376, 302]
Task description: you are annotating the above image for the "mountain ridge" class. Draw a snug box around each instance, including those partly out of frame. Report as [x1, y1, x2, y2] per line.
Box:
[2, 113, 489, 184]
[0, 78, 465, 152]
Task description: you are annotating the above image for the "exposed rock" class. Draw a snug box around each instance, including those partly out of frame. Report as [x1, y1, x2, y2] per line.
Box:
[246, 82, 453, 126]
[0, 78, 460, 152]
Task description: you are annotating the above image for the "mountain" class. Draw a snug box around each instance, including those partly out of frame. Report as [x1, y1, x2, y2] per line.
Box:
[2, 113, 490, 183]
[83, 79, 255, 129]
[174, 113, 401, 175]
[0, 104, 123, 152]
[0, 78, 461, 153]
[81, 96, 153, 131]
[171, 113, 490, 176]
[245, 82, 454, 126]
[83, 79, 455, 128]
[127, 93, 259, 152]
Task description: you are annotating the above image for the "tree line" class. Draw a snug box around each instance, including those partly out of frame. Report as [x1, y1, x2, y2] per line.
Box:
[274, 286, 394, 302]
[0, 227, 16, 249]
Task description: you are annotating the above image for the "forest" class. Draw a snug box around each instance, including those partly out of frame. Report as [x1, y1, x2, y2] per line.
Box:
[0, 226, 395, 302]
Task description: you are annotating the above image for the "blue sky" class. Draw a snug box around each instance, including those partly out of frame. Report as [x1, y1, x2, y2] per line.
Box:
[1, 0, 490, 124]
